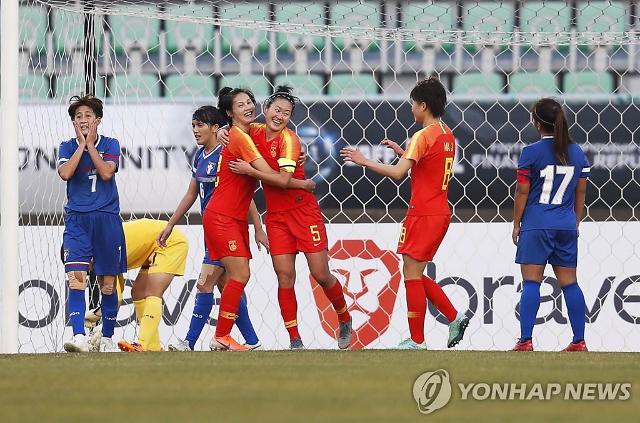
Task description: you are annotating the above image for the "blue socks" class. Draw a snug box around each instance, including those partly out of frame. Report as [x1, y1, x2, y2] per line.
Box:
[186, 292, 214, 350]
[562, 282, 586, 343]
[101, 292, 118, 338]
[68, 289, 86, 336]
[519, 280, 541, 341]
[236, 295, 259, 346]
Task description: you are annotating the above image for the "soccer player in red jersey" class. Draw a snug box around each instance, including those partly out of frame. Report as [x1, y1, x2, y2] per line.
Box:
[228, 86, 353, 349]
[341, 77, 469, 349]
[204, 87, 313, 351]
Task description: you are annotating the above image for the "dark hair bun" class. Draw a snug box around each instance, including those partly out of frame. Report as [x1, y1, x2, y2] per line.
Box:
[274, 85, 293, 95]
[218, 87, 234, 97]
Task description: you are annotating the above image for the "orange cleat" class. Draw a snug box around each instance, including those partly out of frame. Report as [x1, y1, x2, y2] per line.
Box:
[511, 338, 534, 351]
[562, 340, 588, 352]
[118, 340, 145, 352]
[210, 335, 250, 351]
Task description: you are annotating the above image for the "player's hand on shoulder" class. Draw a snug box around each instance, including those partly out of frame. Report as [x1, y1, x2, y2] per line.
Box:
[302, 179, 316, 192]
[382, 139, 404, 156]
[340, 146, 367, 166]
[157, 224, 173, 247]
[217, 126, 230, 147]
[229, 159, 254, 176]
[512, 224, 520, 246]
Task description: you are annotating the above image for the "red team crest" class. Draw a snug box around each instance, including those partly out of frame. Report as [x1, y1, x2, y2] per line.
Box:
[310, 240, 401, 349]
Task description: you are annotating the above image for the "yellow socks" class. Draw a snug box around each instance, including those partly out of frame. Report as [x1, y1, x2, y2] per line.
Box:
[137, 296, 163, 351]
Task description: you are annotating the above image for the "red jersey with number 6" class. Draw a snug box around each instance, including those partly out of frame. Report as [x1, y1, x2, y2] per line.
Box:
[401, 121, 455, 216]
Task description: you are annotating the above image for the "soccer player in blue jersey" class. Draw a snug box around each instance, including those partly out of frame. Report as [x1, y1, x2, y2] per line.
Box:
[512, 98, 589, 352]
[157, 105, 267, 351]
[58, 95, 126, 353]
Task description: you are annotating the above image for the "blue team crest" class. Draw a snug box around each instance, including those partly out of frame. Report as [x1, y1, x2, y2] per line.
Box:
[206, 161, 215, 175]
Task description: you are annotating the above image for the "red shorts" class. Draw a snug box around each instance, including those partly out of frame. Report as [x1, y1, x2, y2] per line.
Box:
[203, 213, 252, 260]
[397, 214, 450, 262]
[265, 202, 328, 256]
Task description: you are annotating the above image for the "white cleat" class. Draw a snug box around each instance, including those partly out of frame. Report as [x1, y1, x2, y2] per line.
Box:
[99, 337, 120, 352]
[168, 339, 192, 352]
[88, 324, 103, 352]
[84, 306, 102, 328]
[64, 334, 89, 353]
[245, 342, 263, 350]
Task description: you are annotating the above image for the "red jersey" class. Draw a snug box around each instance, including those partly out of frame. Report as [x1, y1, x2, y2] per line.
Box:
[250, 124, 316, 213]
[402, 121, 455, 216]
[206, 126, 262, 220]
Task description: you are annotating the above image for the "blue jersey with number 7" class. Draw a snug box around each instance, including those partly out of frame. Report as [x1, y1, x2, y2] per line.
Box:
[517, 136, 590, 231]
[57, 135, 121, 213]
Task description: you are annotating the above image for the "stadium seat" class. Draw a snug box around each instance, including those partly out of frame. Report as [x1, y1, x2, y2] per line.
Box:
[165, 74, 215, 98]
[109, 74, 161, 98]
[576, 1, 627, 41]
[620, 75, 640, 97]
[454, 72, 503, 95]
[462, 1, 514, 49]
[402, 2, 457, 52]
[330, 1, 380, 51]
[220, 75, 272, 97]
[19, 6, 47, 53]
[109, 6, 161, 54]
[509, 72, 559, 95]
[53, 9, 103, 54]
[519, 1, 571, 45]
[219, 3, 270, 54]
[327, 74, 378, 96]
[20, 74, 50, 99]
[55, 75, 106, 99]
[274, 3, 325, 52]
[563, 72, 615, 95]
[165, 4, 214, 54]
[274, 74, 325, 96]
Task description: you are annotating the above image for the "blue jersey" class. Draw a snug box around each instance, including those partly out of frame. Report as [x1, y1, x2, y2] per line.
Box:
[517, 136, 590, 231]
[192, 145, 222, 212]
[57, 135, 121, 214]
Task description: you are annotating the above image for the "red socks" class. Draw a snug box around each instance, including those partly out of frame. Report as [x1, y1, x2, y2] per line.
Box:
[215, 279, 245, 338]
[405, 279, 427, 344]
[323, 280, 350, 323]
[278, 287, 300, 340]
[422, 275, 457, 322]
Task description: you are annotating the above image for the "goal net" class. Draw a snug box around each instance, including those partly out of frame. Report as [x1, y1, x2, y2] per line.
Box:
[13, 0, 640, 352]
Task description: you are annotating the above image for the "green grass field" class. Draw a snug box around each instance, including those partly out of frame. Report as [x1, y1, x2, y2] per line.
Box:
[1, 351, 638, 423]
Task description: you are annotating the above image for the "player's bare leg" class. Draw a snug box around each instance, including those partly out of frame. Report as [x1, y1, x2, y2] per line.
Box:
[210, 257, 250, 351]
[512, 264, 545, 352]
[553, 265, 587, 352]
[306, 250, 352, 349]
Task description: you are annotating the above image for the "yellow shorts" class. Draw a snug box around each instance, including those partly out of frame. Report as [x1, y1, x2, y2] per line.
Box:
[140, 231, 189, 276]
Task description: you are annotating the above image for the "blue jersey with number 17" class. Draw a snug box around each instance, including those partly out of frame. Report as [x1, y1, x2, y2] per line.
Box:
[192, 145, 223, 212]
[57, 135, 121, 214]
[517, 136, 590, 231]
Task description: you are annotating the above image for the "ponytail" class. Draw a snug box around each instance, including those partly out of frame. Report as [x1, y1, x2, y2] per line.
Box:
[553, 108, 570, 165]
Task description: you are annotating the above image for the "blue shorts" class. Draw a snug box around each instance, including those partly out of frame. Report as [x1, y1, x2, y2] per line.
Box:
[63, 212, 127, 275]
[203, 245, 223, 268]
[516, 229, 578, 268]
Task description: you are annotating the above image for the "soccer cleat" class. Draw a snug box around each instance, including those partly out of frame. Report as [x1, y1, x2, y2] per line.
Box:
[562, 340, 588, 352]
[245, 342, 263, 350]
[99, 337, 120, 352]
[87, 324, 103, 352]
[210, 335, 249, 351]
[84, 306, 102, 328]
[512, 338, 534, 351]
[168, 339, 192, 352]
[118, 340, 145, 352]
[63, 334, 89, 353]
[447, 312, 470, 348]
[337, 317, 353, 350]
[397, 338, 427, 350]
[289, 337, 304, 350]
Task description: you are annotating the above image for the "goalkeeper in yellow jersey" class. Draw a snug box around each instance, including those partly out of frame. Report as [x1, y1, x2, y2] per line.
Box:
[80, 218, 188, 352]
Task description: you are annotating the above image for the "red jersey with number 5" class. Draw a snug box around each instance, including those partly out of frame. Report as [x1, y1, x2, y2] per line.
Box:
[401, 121, 455, 216]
